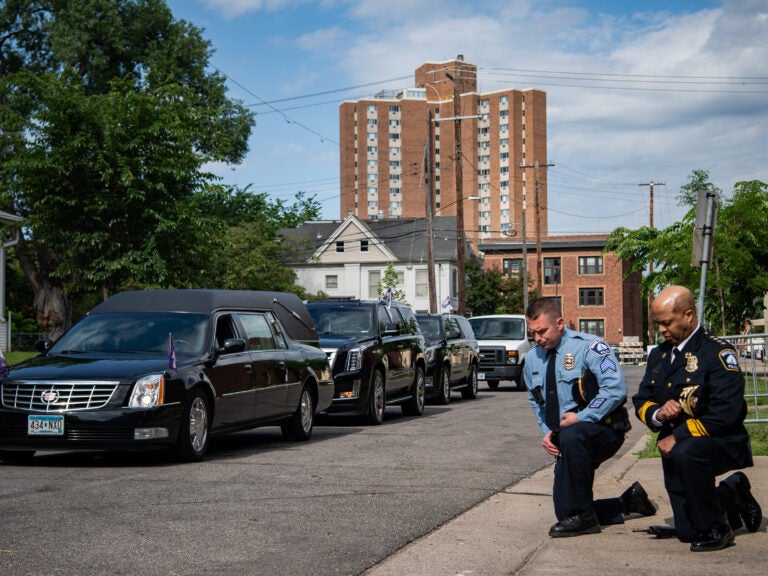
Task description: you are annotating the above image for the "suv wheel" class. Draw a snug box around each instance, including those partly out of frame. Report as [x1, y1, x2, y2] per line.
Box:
[461, 366, 479, 399]
[402, 366, 425, 416]
[436, 366, 451, 405]
[365, 370, 386, 425]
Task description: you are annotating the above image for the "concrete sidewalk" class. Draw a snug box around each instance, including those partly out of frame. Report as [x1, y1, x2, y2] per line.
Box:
[365, 435, 767, 576]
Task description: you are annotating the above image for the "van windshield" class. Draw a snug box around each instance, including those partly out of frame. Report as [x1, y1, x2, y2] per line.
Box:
[468, 317, 526, 340]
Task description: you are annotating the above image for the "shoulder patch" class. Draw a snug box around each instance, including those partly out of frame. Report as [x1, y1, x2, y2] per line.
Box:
[588, 339, 611, 357]
[589, 397, 607, 409]
[600, 357, 617, 373]
[719, 349, 740, 372]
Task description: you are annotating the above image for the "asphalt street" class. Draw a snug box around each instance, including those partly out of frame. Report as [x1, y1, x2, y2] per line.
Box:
[1, 380, 555, 576]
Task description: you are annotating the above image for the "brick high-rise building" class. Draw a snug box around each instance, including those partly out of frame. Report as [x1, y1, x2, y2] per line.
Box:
[339, 56, 548, 244]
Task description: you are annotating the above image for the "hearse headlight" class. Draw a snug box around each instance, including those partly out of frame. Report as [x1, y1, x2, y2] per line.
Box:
[129, 374, 165, 408]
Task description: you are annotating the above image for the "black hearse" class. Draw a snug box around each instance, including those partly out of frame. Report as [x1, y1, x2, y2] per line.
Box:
[0, 290, 333, 462]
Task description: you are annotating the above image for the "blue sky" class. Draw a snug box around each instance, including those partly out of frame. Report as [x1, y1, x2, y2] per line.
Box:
[165, 0, 766, 234]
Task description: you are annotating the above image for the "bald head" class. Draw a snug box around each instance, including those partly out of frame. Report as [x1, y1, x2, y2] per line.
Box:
[651, 285, 698, 345]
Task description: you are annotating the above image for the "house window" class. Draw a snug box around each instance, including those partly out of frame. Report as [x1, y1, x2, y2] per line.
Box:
[361, 240, 368, 252]
[579, 319, 605, 337]
[335, 241, 344, 253]
[415, 269, 428, 298]
[502, 258, 521, 276]
[325, 275, 338, 289]
[579, 287, 604, 306]
[579, 256, 604, 275]
[543, 258, 561, 285]
[368, 271, 381, 299]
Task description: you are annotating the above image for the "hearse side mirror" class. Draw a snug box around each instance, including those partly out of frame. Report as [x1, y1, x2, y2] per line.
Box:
[217, 338, 247, 355]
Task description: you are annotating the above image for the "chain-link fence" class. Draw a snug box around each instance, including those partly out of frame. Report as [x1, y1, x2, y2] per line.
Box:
[10, 332, 44, 352]
[720, 333, 768, 423]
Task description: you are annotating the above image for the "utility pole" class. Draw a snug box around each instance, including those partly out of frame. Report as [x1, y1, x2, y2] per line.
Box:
[521, 182, 529, 312]
[424, 108, 437, 313]
[639, 180, 665, 346]
[521, 161, 554, 299]
[446, 70, 467, 315]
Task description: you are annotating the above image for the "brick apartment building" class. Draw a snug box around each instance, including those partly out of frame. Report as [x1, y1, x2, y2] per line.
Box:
[332, 55, 644, 343]
[339, 56, 548, 243]
[480, 235, 644, 345]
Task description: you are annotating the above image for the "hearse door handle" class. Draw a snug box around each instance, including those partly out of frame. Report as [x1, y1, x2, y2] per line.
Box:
[243, 364, 252, 373]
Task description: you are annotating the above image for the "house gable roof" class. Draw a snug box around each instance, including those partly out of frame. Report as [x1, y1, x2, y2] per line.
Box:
[279, 216, 464, 265]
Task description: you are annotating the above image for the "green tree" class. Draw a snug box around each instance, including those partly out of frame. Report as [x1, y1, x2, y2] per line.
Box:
[465, 259, 527, 315]
[377, 262, 408, 304]
[606, 170, 768, 337]
[0, 1, 254, 338]
[195, 185, 321, 295]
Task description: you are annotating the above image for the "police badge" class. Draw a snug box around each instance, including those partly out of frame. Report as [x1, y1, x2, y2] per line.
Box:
[563, 353, 575, 370]
[685, 352, 698, 373]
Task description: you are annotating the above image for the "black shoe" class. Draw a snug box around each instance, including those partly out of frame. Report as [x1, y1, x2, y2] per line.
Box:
[690, 520, 734, 552]
[732, 471, 762, 532]
[549, 510, 601, 538]
[620, 481, 657, 516]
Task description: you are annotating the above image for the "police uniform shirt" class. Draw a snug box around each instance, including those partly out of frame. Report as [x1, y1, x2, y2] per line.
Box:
[632, 328, 752, 468]
[524, 327, 627, 436]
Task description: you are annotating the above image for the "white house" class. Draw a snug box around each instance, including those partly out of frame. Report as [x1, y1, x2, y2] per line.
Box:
[279, 215, 476, 313]
[0, 210, 24, 352]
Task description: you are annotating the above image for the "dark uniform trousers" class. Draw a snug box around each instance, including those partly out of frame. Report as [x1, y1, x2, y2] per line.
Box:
[663, 436, 744, 541]
[633, 329, 754, 541]
[554, 421, 625, 523]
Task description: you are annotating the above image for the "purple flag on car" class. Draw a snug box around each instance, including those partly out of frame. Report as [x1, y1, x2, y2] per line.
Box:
[167, 333, 176, 372]
[441, 296, 452, 309]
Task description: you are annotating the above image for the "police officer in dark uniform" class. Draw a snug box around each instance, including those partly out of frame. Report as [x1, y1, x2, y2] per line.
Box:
[525, 297, 656, 538]
[633, 285, 763, 551]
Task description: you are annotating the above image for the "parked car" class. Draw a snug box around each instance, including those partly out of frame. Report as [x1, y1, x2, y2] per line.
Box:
[468, 314, 532, 391]
[415, 313, 479, 404]
[0, 290, 333, 462]
[305, 299, 426, 424]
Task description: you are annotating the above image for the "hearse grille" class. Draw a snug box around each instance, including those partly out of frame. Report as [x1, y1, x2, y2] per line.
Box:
[1, 380, 120, 412]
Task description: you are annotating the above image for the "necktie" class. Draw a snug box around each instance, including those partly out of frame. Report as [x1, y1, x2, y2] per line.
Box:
[545, 350, 560, 431]
[671, 347, 680, 364]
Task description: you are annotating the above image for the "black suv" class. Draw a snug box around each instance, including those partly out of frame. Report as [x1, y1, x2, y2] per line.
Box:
[306, 299, 426, 424]
[416, 314, 479, 404]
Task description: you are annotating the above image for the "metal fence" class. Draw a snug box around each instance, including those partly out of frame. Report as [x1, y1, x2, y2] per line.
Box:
[720, 333, 767, 424]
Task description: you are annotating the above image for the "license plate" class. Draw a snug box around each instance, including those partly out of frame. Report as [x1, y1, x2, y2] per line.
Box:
[478, 372, 486, 380]
[28, 415, 64, 436]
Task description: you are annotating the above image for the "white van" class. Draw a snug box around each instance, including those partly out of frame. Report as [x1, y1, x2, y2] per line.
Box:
[467, 314, 532, 391]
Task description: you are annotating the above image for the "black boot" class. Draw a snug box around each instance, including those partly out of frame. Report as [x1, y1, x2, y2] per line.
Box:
[731, 471, 762, 532]
[690, 519, 734, 552]
[549, 510, 601, 538]
[620, 481, 657, 516]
